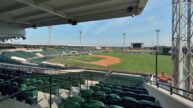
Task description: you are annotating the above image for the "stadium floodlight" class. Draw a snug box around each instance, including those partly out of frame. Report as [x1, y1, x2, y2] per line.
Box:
[155, 29, 160, 88]
[155, 29, 160, 52]
[123, 33, 126, 51]
[48, 26, 52, 45]
[79, 31, 82, 45]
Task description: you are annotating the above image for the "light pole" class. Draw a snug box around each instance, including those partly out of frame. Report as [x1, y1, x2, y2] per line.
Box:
[79, 31, 82, 45]
[155, 29, 160, 88]
[48, 26, 52, 45]
[155, 29, 160, 52]
[123, 33, 126, 51]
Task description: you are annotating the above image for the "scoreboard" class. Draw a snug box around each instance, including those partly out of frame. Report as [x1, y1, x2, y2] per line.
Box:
[131, 43, 143, 49]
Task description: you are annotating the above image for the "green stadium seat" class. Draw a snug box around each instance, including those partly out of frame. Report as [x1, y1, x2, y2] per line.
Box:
[93, 91, 106, 102]
[124, 91, 138, 100]
[139, 94, 156, 103]
[95, 83, 104, 88]
[112, 89, 124, 97]
[72, 79, 80, 87]
[103, 84, 113, 89]
[19, 78, 30, 86]
[61, 81, 71, 90]
[140, 100, 162, 108]
[83, 100, 105, 108]
[29, 78, 37, 86]
[1, 81, 11, 95]
[25, 86, 38, 105]
[113, 86, 122, 90]
[17, 84, 27, 101]
[35, 79, 43, 90]
[80, 79, 85, 85]
[68, 96, 85, 104]
[60, 100, 81, 108]
[101, 87, 112, 94]
[109, 105, 124, 108]
[9, 82, 19, 95]
[121, 96, 140, 108]
[106, 93, 121, 106]
[0, 79, 4, 92]
[90, 85, 101, 92]
[80, 89, 94, 100]
[51, 83, 59, 95]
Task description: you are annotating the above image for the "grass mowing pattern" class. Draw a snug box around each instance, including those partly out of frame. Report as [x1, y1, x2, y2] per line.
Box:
[103, 52, 172, 75]
[49, 52, 172, 75]
[74, 55, 103, 62]
[49, 55, 103, 68]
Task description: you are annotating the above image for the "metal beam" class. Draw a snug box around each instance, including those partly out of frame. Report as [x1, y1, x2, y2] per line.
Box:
[14, 0, 135, 21]
[68, 3, 136, 17]
[13, 0, 116, 20]
[33, 8, 133, 28]
[14, 0, 69, 19]
[172, 0, 192, 95]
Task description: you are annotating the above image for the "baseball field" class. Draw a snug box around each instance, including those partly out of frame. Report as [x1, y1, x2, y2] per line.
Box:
[49, 52, 172, 75]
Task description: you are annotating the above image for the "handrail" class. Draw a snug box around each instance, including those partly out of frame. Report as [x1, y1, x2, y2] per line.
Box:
[149, 80, 193, 102]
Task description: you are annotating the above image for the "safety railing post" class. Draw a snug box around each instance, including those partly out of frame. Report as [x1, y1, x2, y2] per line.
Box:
[170, 86, 173, 95]
[49, 75, 52, 108]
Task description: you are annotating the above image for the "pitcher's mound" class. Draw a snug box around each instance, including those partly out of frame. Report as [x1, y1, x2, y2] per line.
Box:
[88, 55, 120, 67]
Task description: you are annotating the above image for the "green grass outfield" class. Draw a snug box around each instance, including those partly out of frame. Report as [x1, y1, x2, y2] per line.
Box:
[50, 52, 172, 75]
[49, 55, 104, 68]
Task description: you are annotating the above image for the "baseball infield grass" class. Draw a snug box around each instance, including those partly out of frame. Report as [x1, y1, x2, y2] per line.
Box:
[50, 52, 172, 75]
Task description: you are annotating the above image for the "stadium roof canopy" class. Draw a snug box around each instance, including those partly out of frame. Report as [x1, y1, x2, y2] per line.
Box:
[0, 0, 148, 41]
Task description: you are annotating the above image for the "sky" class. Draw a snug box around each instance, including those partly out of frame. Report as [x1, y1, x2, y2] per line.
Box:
[9, 0, 172, 47]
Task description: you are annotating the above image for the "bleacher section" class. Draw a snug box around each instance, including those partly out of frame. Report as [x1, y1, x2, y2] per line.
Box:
[0, 55, 23, 65]
[0, 68, 162, 108]
[59, 82, 162, 108]
[0, 47, 100, 68]
[2, 51, 36, 59]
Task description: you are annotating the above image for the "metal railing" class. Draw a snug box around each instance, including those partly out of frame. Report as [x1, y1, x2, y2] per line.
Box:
[0, 71, 109, 107]
[149, 80, 193, 102]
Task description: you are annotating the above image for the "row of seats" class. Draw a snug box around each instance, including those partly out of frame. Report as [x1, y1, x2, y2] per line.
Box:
[0, 69, 41, 105]
[0, 69, 150, 108]
[0, 79, 38, 104]
[74, 82, 162, 108]
[0, 69, 86, 105]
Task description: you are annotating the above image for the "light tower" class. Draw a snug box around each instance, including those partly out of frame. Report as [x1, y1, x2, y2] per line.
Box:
[123, 33, 126, 51]
[155, 29, 160, 87]
[155, 29, 160, 52]
[79, 31, 82, 45]
[48, 26, 52, 45]
[172, 0, 192, 95]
